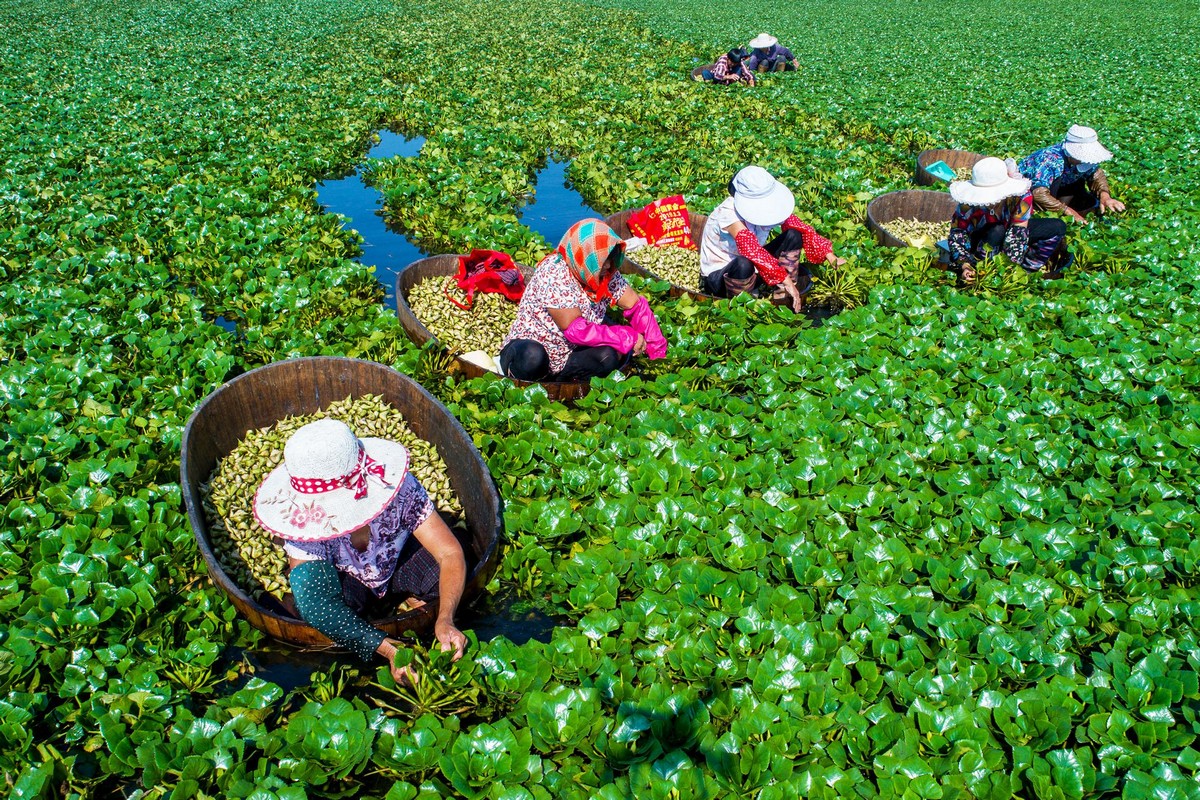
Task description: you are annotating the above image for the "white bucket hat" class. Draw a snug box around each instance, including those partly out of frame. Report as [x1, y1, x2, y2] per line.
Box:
[253, 419, 409, 541]
[949, 157, 1032, 206]
[731, 165, 795, 227]
[748, 33, 778, 49]
[1062, 124, 1112, 164]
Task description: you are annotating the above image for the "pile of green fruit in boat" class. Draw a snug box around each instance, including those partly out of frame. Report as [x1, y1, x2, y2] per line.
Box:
[630, 244, 701, 289]
[201, 395, 462, 603]
[881, 217, 951, 249]
[408, 277, 517, 357]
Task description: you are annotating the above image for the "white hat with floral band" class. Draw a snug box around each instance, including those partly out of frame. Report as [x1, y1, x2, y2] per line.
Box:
[949, 157, 1032, 207]
[731, 165, 795, 227]
[253, 418, 409, 541]
[1062, 124, 1113, 164]
[748, 33, 778, 49]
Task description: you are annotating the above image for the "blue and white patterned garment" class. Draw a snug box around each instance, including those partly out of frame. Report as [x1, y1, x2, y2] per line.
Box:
[1018, 143, 1098, 190]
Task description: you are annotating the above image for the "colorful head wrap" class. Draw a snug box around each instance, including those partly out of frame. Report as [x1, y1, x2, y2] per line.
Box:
[556, 219, 625, 303]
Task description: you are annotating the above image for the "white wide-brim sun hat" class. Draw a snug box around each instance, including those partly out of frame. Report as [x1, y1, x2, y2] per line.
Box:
[748, 33, 778, 49]
[732, 165, 795, 227]
[1061, 124, 1113, 164]
[949, 157, 1031, 207]
[253, 418, 410, 542]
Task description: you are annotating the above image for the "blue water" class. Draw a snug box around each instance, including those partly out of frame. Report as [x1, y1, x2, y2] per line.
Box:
[519, 159, 604, 248]
[316, 131, 427, 309]
[366, 130, 426, 160]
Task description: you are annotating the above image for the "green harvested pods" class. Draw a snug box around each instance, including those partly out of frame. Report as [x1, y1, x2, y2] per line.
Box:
[201, 395, 463, 603]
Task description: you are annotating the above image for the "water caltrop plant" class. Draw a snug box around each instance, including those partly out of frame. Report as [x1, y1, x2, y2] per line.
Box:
[2, 0, 1200, 796]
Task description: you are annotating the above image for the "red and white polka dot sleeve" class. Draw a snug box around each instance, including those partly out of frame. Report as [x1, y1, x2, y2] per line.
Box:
[782, 214, 832, 264]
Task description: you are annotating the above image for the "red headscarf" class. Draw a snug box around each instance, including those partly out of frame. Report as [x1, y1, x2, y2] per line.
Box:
[556, 219, 625, 303]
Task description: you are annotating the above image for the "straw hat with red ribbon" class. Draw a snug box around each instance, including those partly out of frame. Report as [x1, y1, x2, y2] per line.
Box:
[254, 419, 409, 541]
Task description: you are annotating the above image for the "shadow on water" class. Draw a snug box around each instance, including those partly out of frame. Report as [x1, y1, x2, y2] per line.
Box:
[805, 306, 839, 327]
[232, 593, 564, 690]
[519, 158, 603, 248]
[233, 641, 340, 693]
[316, 130, 427, 310]
[461, 593, 563, 647]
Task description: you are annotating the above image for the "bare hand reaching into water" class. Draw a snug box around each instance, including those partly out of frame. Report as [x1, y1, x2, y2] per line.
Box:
[781, 278, 804, 313]
[435, 621, 468, 661]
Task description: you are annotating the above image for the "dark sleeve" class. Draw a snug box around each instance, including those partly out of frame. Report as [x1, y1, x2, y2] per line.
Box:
[289, 559, 386, 662]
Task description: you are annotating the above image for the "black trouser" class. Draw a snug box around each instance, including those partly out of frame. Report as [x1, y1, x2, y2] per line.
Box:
[972, 217, 1069, 271]
[339, 535, 441, 618]
[1048, 176, 1099, 214]
[702, 228, 812, 298]
[499, 339, 629, 381]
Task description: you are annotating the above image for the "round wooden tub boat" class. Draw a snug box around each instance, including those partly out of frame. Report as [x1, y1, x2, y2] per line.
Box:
[180, 356, 501, 647]
[395, 255, 591, 403]
[691, 64, 714, 81]
[915, 149, 986, 186]
[865, 189, 956, 249]
[604, 209, 716, 302]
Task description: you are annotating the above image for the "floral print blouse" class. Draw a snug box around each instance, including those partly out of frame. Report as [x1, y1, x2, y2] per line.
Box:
[501, 253, 629, 374]
[1018, 143, 1098, 190]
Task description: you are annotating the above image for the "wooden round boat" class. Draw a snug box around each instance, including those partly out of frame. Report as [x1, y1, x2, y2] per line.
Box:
[605, 209, 716, 302]
[395, 255, 591, 403]
[866, 190, 956, 249]
[180, 356, 502, 648]
[915, 149, 986, 186]
[691, 64, 714, 82]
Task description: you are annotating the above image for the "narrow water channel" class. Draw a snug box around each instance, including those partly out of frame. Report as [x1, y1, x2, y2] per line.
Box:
[518, 158, 604, 248]
[316, 131, 427, 310]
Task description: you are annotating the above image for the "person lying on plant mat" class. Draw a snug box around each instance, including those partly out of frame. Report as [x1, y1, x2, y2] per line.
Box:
[499, 218, 668, 382]
[699, 165, 845, 312]
[745, 33, 799, 73]
[702, 47, 755, 86]
[1018, 124, 1126, 223]
[255, 419, 468, 684]
[947, 157, 1073, 282]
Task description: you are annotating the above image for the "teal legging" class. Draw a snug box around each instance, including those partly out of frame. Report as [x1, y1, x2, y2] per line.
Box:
[290, 560, 387, 661]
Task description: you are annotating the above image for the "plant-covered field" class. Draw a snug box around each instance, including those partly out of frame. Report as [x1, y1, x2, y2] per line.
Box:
[2, 0, 1199, 796]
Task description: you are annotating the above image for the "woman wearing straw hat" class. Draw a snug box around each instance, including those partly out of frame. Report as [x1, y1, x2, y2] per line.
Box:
[699, 165, 845, 311]
[254, 418, 468, 682]
[499, 218, 668, 382]
[948, 157, 1072, 282]
[745, 33, 798, 73]
[1018, 125, 1125, 222]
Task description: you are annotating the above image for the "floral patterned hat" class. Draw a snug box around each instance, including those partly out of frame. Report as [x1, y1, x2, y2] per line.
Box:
[253, 419, 409, 541]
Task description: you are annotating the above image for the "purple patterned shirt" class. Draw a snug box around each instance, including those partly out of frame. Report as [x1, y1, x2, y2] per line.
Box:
[283, 472, 435, 597]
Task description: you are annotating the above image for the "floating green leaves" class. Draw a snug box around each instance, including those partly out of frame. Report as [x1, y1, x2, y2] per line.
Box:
[3, 0, 1200, 795]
